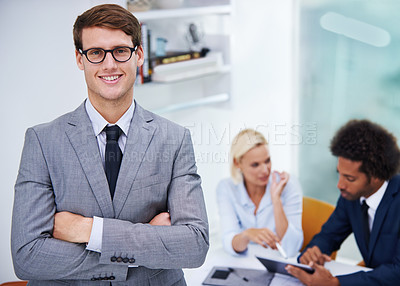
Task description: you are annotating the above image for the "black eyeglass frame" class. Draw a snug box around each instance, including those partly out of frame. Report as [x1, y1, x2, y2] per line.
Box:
[79, 46, 138, 64]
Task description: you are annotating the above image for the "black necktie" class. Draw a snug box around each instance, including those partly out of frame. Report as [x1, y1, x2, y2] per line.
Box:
[361, 200, 370, 247]
[104, 125, 122, 199]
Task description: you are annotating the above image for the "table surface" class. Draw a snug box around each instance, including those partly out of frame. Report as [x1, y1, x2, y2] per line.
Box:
[183, 243, 371, 286]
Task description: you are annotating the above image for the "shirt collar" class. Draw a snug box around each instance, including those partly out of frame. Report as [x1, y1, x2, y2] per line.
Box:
[360, 180, 388, 211]
[237, 181, 253, 207]
[85, 98, 135, 136]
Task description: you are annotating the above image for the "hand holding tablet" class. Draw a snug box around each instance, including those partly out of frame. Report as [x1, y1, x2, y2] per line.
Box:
[256, 256, 315, 276]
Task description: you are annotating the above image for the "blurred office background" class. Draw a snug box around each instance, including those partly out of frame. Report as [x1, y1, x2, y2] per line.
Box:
[1, 0, 400, 282]
[297, 0, 400, 266]
[299, 0, 400, 205]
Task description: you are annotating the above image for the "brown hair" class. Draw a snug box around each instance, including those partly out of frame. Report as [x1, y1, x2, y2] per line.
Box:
[73, 4, 141, 51]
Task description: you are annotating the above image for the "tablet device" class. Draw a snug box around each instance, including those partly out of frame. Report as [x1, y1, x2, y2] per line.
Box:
[256, 256, 315, 276]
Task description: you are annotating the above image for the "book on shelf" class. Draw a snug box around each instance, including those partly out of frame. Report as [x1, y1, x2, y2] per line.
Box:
[152, 52, 224, 83]
[139, 23, 152, 84]
[152, 51, 202, 66]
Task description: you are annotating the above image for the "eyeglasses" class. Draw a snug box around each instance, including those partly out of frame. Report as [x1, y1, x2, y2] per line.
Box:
[79, 46, 138, 64]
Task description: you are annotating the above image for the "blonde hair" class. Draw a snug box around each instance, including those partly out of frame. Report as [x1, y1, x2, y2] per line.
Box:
[230, 129, 268, 183]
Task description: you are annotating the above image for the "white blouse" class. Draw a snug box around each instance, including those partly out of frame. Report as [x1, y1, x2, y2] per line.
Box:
[216, 175, 303, 257]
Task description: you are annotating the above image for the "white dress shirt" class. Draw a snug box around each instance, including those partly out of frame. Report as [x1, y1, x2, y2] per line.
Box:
[216, 175, 304, 257]
[84, 98, 135, 253]
[360, 180, 388, 231]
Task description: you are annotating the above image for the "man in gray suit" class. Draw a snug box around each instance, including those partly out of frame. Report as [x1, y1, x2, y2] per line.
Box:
[11, 4, 209, 285]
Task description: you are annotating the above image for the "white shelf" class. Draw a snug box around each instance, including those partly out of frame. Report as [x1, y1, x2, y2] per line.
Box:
[135, 5, 232, 21]
[153, 93, 230, 114]
[137, 65, 230, 86]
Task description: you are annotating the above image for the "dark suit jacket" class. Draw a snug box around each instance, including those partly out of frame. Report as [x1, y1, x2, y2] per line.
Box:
[300, 174, 400, 286]
[11, 101, 209, 285]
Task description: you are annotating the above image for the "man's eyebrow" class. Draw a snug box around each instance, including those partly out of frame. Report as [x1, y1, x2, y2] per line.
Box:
[84, 44, 133, 49]
[336, 169, 356, 178]
[342, 174, 357, 180]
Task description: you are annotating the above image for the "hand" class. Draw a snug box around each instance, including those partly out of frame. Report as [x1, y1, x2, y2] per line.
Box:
[270, 171, 289, 200]
[300, 245, 332, 265]
[53, 211, 93, 243]
[243, 228, 280, 249]
[286, 262, 340, 286]
[149, 212, 171, 226]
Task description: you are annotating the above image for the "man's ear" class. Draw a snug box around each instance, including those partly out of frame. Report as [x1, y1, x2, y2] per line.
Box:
[135, 45, 144, 67]
[75, 50, 84, 70]
[371, 176, 384, 188]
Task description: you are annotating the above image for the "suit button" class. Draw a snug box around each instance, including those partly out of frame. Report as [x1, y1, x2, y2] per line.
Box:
[116, 257, 123, 262]
[110, 276, 115, 280]
[129, 258, 135, 263]
[111, 256, 117, 262]
[123, 257, 129, 263]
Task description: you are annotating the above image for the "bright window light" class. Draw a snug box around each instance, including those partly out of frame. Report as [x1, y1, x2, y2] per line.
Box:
[320, 12, 391, 47]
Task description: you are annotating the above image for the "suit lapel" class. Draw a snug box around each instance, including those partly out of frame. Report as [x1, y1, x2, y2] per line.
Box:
[367, 179, 399, 261]
[113, 103, 156, 218]
[65, 102, 115, 218]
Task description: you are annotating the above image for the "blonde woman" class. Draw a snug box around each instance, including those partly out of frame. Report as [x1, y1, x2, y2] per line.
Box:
[217, 129, 303, 257]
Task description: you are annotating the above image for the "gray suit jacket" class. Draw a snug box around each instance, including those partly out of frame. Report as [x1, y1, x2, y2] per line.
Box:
[11, 101, 209, 285]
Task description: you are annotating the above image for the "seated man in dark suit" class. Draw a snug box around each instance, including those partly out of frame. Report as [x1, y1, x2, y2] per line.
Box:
[286, 119, 400, 286]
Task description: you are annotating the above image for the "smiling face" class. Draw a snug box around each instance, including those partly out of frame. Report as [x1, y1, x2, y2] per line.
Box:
[336, 157, 382, 200]
[235, 144, 272, 190]
[76, 26, 144, 108]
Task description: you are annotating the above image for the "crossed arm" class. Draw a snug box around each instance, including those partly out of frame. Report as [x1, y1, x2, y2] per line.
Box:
[53, 211, 171, 243]
[12, 127, 208, 281]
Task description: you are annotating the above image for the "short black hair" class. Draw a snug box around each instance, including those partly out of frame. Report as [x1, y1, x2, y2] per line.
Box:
[330, 119, 400, 180]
